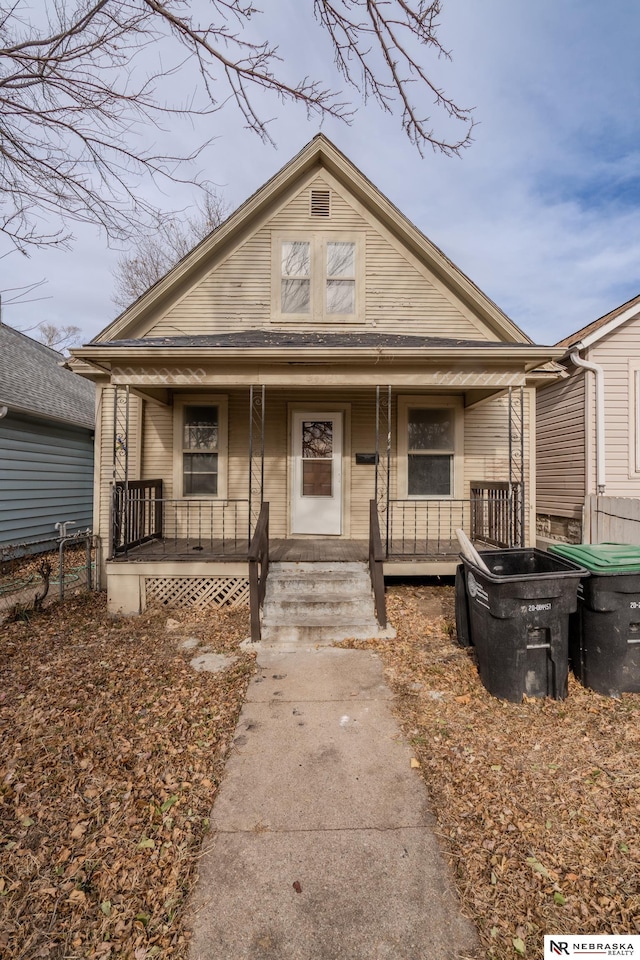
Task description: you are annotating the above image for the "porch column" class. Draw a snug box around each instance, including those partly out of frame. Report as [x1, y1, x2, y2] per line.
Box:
[375, 385, 392, 556]
[248, 385, 266, 543]
[508, 385, 525, 547]
[110, 385, 131, 557]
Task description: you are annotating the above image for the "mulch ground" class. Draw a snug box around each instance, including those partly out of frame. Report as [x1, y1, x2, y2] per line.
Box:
[1, 585, 639, 959]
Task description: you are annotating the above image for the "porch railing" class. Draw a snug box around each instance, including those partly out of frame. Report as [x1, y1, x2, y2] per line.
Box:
[111, 481, 250, 557]
[248, 502, 269, 643]
[369, 499, 387, 628]
[470, 481, 522, 547]
[386, 485, 522, 557]
[112, 480, 163, 556]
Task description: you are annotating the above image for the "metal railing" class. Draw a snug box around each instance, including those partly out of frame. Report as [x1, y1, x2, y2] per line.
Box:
[112, 480, 163, 555]
[470, 481, 522, 548]
[248, 502, 269, 643]
[111, 481, 250, 558]
[368, 499, 387, 628]
[1, 531, 98, 620]
[386, 486, 521, 557]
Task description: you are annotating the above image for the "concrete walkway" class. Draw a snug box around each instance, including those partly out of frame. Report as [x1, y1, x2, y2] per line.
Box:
[187, 647, 479, 960]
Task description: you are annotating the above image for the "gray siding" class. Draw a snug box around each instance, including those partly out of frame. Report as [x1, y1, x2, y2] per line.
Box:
[0, 412, 94, 551]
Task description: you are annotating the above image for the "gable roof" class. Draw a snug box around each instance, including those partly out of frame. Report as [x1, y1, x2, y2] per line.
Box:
[556, 292, 640, 350]
[93, 134, 533, 346]
[0, 323, 95, 429]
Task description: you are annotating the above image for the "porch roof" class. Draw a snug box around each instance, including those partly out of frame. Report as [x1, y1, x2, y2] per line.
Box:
[73, 331, 564, 370]
[98, 332, 515, 349]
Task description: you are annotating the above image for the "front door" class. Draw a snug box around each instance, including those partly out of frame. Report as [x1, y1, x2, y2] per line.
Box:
[291, 412, 342, 535]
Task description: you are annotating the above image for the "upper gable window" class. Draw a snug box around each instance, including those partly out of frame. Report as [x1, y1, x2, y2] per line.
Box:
[273, 232, 363, 323]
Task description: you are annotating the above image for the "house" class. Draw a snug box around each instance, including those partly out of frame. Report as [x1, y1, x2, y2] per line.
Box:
[0, 323, 95, 554]
[69, 135, 563, 623]
[537, 293, 640, 546]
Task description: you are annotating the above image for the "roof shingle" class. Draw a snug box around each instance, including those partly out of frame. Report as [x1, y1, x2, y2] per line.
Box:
[0, 324, 95, 429]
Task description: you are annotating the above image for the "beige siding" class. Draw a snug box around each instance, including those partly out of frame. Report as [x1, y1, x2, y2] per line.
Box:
[464, 392, 532, 543]
[122, 388, 532, 543]
[536, 371, 585, 518]
[145, 173, 496, 342]
[586, 315, 640, 497]
[465, 393, 530, 479]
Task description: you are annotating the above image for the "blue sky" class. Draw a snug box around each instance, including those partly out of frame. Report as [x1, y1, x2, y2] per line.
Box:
[2, 0, 640, 346]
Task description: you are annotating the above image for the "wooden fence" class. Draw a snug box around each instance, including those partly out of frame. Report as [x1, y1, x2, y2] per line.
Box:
[584, 495, 640, 544]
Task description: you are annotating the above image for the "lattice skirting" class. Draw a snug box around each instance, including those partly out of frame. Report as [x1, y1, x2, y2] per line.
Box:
[144, 576, 250, 609]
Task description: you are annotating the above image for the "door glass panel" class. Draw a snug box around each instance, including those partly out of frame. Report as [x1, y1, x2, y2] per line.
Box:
[301, 421, 332, 497]
[303, 460, 332, 496]
[302, 421, 333, 458]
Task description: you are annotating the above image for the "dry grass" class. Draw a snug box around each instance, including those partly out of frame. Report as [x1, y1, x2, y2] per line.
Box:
[344, 584, 640, 957]
[0, 593, 254, 959]
[2, 584, 639, 959]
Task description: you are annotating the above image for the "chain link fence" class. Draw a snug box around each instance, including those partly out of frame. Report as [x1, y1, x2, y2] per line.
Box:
[0, 531, 99, 622]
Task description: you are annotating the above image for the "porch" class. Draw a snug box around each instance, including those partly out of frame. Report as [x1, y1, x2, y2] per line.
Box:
[106, 483, 524, 635]
[109, 480, 522, 565]
[104, 381, 528, 632]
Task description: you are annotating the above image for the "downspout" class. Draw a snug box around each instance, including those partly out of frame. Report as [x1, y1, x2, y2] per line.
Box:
[568, 345, 606, 495]
[0, 406, 7, 419]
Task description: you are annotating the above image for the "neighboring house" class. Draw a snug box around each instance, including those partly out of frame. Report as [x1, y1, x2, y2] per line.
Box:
[0, 323, 95, 553]
[69, 135, 563, 617]
[537, 293, 640, 545]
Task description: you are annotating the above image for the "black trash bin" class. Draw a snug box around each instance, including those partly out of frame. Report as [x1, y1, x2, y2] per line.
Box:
[549, 543, 640, 697]
[460, 548, 584, 702]
[455, 564, 472, 647]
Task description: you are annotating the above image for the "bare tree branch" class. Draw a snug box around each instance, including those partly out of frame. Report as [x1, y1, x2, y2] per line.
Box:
[112, 189, 229, 309]
[0, 1, 473, 251]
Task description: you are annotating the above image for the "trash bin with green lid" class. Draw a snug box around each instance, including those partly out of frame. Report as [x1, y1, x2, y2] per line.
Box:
[548, 543, 640, 696]
[460, 548, 585, 702]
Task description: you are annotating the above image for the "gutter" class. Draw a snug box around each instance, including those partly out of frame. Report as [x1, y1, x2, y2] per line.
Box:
[0, 398, 93, 431]
[568, 344, 606, 494]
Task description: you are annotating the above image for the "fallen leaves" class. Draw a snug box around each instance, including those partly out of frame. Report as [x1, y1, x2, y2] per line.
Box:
[343, 584, 640, 958]
[0, 592, 254, 959]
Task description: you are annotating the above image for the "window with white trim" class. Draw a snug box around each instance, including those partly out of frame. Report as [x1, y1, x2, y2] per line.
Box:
[398, 396, 463, 499]
[274, 232, 363, 322]
[173, 396, 228, 498]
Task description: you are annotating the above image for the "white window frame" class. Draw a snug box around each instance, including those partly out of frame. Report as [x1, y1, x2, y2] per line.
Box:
[272, 231, 365, 323]
[397, 395, 464, 500]
[173, 395, 228, 499]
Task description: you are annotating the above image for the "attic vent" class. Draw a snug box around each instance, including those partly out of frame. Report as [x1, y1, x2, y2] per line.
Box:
[310, 189, 330, 217]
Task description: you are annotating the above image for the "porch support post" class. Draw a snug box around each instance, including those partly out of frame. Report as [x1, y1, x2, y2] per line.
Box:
[375, 385, 392, 556]
[508, 385, 526, 547]
[112, 385, 130, 555]
[248, 385, 266, 544]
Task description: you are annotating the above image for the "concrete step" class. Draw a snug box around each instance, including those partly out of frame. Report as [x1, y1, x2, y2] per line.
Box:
[264, 594, 375, 624]
[259, 622, 389, 644]
[266, 574, 370, 598]
[259, 559, 394, 647]
[268, 561, 369, 576]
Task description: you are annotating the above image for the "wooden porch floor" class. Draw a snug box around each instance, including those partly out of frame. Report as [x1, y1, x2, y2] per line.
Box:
[110, 537, 474, 563]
